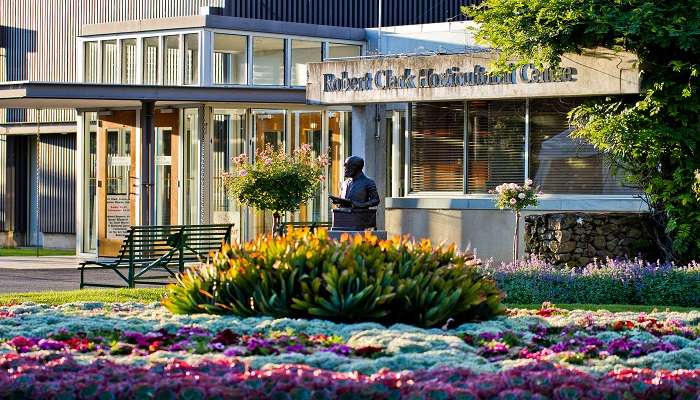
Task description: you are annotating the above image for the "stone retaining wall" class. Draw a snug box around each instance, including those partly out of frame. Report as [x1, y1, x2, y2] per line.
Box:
[524, 213, 657, 267]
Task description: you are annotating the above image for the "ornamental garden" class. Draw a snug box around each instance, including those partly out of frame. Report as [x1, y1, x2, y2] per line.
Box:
[2, 1, 700, 399]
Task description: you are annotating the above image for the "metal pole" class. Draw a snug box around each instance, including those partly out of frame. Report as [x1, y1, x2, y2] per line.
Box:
[35, 109, 40, 257]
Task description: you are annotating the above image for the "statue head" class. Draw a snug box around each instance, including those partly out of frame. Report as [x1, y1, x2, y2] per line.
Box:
[344, 156, 364, 179]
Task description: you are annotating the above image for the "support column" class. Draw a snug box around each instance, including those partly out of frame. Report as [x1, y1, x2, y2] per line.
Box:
[140, 100, 155, 226]
[351, 104, 388, 230]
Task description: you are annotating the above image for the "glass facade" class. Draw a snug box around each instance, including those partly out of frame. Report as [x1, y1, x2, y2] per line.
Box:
[163, 35, 180, 85]
[182, 108, 200, 224]
[184, 34, 199, 85]
[253, 37, 285, 85]
[82, 112, 98, 253]
[121, 39, 137, 84]
[212, 109, 246, 240]
[291, 40, 322, 86]
[327, 43, 362, 58]
[101, 40, 118, 83]
[143, 36, 159, 85]
[83, 41, 99, 83]
[213, 33, 247, 85]
[409, 99, 635, 195]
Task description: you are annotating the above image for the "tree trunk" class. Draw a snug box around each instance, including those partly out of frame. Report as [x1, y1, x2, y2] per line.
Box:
[513, 211, 521, 263]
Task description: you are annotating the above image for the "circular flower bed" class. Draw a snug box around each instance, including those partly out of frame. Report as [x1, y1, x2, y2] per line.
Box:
[1, 302, 699, 398]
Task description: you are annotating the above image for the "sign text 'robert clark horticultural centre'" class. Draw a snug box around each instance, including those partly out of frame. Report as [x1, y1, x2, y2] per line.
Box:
[306, 49, 640, 105]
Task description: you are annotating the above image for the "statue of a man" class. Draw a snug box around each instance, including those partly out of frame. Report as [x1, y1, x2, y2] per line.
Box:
[329, 156, 380, 209]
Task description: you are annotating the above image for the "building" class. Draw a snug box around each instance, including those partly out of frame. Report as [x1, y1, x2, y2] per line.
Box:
[0, 0, 644, 261]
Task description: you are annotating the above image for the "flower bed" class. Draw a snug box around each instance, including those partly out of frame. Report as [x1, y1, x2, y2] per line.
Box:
[482, 257, 700, 306]
[1, 302, 699, 398]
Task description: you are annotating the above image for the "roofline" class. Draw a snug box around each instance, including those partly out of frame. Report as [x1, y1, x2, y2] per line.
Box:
[0, 82, 307, 108]
[80, 14, 367, 42]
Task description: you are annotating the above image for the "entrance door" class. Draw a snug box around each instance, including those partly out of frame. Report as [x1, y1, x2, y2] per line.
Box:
[212, 109, 247, 241]
[154, 109, 180, 226]
[97, 111, 137, 257]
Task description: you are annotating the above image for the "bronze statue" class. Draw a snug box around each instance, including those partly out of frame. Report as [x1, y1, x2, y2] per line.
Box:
[329, 156, 380, 231]
[329, 156, 380, 209]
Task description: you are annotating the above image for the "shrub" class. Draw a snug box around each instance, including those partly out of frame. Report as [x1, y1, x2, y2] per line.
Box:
[482, 257, 700, 306]
[163, 230, 505, 327]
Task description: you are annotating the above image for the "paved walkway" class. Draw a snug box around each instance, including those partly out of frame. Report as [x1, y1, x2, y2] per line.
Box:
[0, 256, 170, 293]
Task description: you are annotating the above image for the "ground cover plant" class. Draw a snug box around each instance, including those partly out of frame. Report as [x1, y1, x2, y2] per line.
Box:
[164, 229, 505, 328]
[483, 257, 700, 307]
[1, 302, 699, 398]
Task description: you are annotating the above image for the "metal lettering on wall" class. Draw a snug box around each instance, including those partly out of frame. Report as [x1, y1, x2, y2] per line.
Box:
[323, 64, 578, 93]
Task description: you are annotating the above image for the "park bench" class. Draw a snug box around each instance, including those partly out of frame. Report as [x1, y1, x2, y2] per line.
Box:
[79, 224, 233, 289]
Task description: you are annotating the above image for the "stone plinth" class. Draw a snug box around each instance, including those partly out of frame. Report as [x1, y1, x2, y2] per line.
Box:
[332, 208, 377, 231]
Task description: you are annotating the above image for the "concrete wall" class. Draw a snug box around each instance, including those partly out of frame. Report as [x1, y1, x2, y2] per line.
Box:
[41, 233, 76, 250]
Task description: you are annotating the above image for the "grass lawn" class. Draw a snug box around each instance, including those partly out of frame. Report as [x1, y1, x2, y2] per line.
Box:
[0, 247, 76, 257]
[0, 288, 166, 306]
[505, 303, 699, 313]
[1, 288, 696, 313]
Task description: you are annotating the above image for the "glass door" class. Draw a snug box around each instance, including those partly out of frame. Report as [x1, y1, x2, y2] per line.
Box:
[251, 110, 286, 236]
[82, 112, 98, 253]
[182, 109, 200, 225]
[212, 109, 247, 241]
[291, 111, 324, 222]
[154, 128, 174, 225]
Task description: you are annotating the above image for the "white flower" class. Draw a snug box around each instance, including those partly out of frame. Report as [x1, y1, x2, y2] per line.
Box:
[525, 179, 533, 186]
[518, 193, 526, 199]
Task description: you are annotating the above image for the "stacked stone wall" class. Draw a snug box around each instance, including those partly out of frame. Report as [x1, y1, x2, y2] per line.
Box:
[525, 213, 657, 267]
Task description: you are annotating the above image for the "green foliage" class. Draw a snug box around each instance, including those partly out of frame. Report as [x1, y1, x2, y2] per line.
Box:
[163, 230, 505, 327]
[465, 0, 700, 261]
[0, 288, 165, 306]
[223, 144, 328, 214]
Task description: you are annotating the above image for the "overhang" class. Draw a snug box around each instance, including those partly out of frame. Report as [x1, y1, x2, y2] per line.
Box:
[81, 14, 366, 42]
[0, 82, 307, 109]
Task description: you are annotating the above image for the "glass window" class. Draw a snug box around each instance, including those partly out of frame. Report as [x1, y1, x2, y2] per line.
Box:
[121, 39, 137, 84]
[143, 37, 159, 85]
[212, 109, 246, 240]
[101, 40, 118, 83]
[252, 110, 286, 235]
[82, 112, 98, 252]
[154, 127, 173, 225]
[291, 112, 323, 221]
[328, 111, 351, 201]
[253, 37, 285, 85]
[163, 35, 180, 85]
[410, 102, 465, 192]
[467, 100, 526, 193]
[83, 41, 99, 83]
[182, 109, 200, 223]
[291, 40, 321, 86]
[529, 98, 635, 194]
[184, 34, 199, 85]
[213, 33, 247, 85]
[327, 43, 362, 59]
[106, 128, 131, 195]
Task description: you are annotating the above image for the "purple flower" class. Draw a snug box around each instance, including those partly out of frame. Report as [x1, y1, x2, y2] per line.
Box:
[37, 339, 66, 351]
[285, 344, 307, 354]
[223, 347, 245, 357]
[323, 344, 352, 356]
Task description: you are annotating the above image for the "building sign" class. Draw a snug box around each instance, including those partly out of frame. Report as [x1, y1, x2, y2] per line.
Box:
[106, 195, 130, 239]
[323, 64, 578, 93]
[307, 49, 639, 105]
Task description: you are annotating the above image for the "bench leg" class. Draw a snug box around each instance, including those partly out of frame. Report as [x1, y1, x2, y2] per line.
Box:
[79, 267, 84, 289]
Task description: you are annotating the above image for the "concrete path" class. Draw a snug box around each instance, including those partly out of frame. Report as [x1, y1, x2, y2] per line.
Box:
[0, 256, 173, 293]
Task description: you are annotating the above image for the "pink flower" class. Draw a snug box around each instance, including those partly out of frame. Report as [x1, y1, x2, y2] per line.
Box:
[510, 198, 517, 205]
[238, 170, 248, 177]
[263, 158, 272, 165]
[319, 175, 326, 181]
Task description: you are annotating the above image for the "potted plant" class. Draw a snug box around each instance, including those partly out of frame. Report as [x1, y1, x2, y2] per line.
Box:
[491, 180, 540, 262]
[224, 143, 328, 235]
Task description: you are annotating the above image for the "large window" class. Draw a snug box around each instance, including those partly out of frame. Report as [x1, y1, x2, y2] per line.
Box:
[408, 98, 636, 195]
[121, 39, 137, 84]
[291, 40, 322, 86]
[143, 37, 159, 85]
[253, 37, 285, 85]
[83, 41, 99, 83]
[163, 35, 180, 85]
[212, 109, 246, 239]
[529, 98, 633, 194]
[101, 40, 118, 83]
[184, 34, 199, 85]
[213, 33, 247, 85]
[467, 100, 526, 193]
[327, 43, 362, 59]
[410, 102, 465, 192]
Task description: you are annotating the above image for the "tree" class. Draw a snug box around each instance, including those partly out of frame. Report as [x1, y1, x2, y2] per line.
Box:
[465, 0, 700, 261]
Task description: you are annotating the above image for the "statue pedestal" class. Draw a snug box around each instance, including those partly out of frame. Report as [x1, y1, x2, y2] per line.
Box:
[331, 208, 376, 231]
